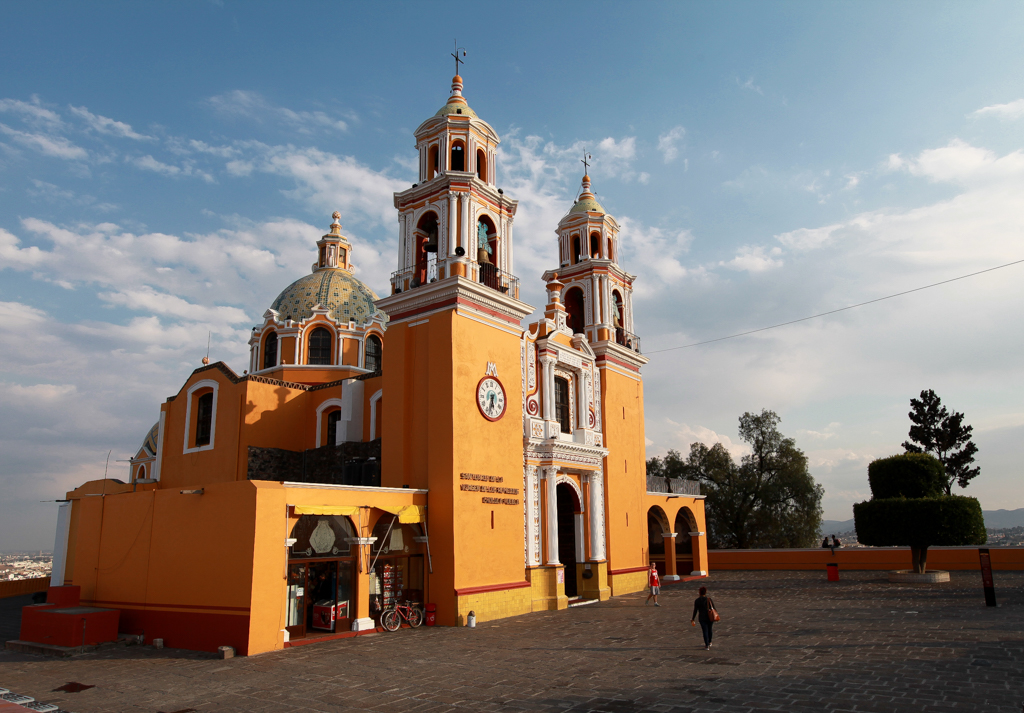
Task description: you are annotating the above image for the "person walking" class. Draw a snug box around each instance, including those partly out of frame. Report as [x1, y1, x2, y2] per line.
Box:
[645, 563, 661, 607]
[691, 585, 716, 649]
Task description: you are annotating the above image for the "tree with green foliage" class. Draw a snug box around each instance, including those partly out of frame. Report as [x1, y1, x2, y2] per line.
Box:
[902, 389, 980, 495]
[648, 409, 823, 549]
[854, 453, 986, 573]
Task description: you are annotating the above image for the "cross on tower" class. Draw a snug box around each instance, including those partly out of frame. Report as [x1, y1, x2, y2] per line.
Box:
[581, 150, 592, 175]
[451, 41, 466, 75]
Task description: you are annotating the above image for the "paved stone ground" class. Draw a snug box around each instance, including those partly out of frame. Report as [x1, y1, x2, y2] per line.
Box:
[1, 570, 1021, 713]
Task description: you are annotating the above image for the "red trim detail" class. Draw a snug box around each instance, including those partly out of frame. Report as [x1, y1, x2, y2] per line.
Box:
[595, 354, 641, 373]
[476, 375, 507, 422]
[386, 293, 523, 326]
[608, 565, 650, 576]
[454, 580, 531, 596]
[81, 599, 250, 613]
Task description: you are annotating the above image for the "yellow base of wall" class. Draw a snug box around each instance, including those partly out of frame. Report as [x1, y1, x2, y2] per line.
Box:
[608, 568, 648, 597]
[577, 562, 610, 601]
[528, 565, 567, 611]
[455, 584, 534, 626]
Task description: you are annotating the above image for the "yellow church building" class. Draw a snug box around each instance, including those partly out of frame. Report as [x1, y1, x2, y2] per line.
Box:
[47, 73, 708, 656]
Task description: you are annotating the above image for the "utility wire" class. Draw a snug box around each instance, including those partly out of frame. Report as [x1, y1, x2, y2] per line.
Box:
[646, 258, 1024, 355]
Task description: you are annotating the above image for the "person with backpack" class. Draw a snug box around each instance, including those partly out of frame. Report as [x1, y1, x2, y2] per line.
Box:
[691, 585, 718, 650]
[645, 563, 661, 607]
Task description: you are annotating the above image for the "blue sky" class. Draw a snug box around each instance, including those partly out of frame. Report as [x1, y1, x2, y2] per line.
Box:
[2, 1, 1023, 549]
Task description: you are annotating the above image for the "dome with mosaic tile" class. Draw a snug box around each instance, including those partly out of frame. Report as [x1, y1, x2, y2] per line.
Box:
[269, 212, 386, 325]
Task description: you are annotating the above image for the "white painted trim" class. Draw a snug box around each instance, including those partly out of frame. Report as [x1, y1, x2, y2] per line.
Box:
[663, 574, 681, 582]
[555, 474, 584, 513]
[691, 570, 708, 576]
[50, 502, 72, 586]
[407, 318, 431, 328]
[183, 379, 219, 454]
[688, 531, 706, 536]
[369, 389, 383, 440]
[351, 617, 376, 631]
[315, 398, 345, 447]
[152, 410, 166, 481]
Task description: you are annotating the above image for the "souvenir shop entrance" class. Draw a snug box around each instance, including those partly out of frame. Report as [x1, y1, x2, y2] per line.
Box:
[286, 514, 357, 640]
[368, 514, 426, 626]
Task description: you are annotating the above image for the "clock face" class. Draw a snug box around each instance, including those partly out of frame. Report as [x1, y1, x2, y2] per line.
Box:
[476, 376, 507, 421]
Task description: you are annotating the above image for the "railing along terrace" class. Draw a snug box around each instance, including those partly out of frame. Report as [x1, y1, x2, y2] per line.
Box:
[615, 327, 641, 354]
[391, 261, 520, 300]
[478, 263, 519, 299]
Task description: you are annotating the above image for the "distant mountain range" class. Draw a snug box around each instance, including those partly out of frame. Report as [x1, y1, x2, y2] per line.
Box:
[820, 508, 1024, 537]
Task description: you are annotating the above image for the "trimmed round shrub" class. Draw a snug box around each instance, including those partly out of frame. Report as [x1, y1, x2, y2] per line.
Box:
[867, 453, 946, 499]
[854, 495, 986, 548]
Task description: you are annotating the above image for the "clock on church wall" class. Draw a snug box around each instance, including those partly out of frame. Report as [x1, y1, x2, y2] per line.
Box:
[476, 375, 507, 422]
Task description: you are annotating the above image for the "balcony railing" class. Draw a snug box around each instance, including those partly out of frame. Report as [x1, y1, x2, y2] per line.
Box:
[615, 327, 641, 354]
[390, 260, 520, 300]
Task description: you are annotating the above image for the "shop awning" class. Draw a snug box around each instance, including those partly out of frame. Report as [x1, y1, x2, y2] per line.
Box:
[292, 505, 360, 516]
[373, 504, 426, 523]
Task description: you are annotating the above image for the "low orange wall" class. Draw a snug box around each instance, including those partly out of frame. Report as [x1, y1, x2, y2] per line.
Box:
[0, 577, 49, 599]
[708, 547, 1024, 571]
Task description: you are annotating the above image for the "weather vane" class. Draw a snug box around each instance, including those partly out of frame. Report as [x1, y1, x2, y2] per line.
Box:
[581, 149, 592, 175]
[452, 40, 466, 75]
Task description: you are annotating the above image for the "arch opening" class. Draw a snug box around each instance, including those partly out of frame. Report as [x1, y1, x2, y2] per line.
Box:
[428, 145, 439, 180]
[571, 235, 582, 265]
[675, 507, 697, 558]
[556, 482, 582, 597]
[195, 391, 214, 447]
[450, 141, 465, 172]
[476, 148, 487, 181]
[262, 331, 278, 370]
[590, 232, 601, 259]
[564, 286, 585, 335]
[415, 212, 439, 286]
[647, 506, 670, 575]
[365, 334, 382, 373]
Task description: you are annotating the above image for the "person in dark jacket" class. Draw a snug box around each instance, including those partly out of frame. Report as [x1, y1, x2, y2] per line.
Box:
[690, 585, 716, 650]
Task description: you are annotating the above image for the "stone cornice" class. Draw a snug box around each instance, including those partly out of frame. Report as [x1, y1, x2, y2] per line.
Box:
[376, 276, 534, 325]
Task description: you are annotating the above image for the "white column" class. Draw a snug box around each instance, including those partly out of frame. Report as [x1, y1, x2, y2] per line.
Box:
[588, 470, 606, 561]
[574, 513, 585, 562]
[50, 502, 72, 587]
[575, 370, 587, 431]
[151, 410, 166, 481]
[448, 193, 458, 255]
[544, 469, 559, 565]
[461, 191, 470, 256]
[397, 214, 407, 271]
[591, 274, 601, 324]
[539, 355, 556, 422]
[524, 465, 539, 567]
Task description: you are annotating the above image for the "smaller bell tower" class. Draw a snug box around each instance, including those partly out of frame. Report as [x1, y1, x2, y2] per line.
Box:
[545, 173, 639, 351]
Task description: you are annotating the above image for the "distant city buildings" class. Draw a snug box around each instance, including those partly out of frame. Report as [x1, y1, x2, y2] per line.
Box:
[0, 552, 51, 581]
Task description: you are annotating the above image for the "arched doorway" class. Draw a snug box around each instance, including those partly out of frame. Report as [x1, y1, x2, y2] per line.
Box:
[415, 212, 439, 286]
[675, 507, 698, 575]
[286, 514, 358, 639]
[647, 506, 670, 576]
[556, 482, 582, 597]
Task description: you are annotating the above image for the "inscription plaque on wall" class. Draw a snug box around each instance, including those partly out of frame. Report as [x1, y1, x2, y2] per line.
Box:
[460, 472, 520, 505]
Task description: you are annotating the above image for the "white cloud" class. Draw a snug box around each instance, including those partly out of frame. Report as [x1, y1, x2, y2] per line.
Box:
[0, 227, 47, 267]
[737, 76, 764, 95]
[69, 105, 153, 141]
[776, 224, 840, 251]
[0, 96, 63, 128]
[721, 244, 783, 272]
[208, 90, 349, 133]
[128, 154, 215, 183]
[657, 126, 686, 163]
[971, 98, 1024, 121]
[0, 122, 87, 160]
[666, 421, 750, 460]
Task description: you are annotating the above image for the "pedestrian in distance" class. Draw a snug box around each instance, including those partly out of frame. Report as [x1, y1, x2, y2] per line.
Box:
[691, 585, 717, 650]
[645, 563, 661, 607]
[821, 536, 830, 548]
[832, 534, 842, 549]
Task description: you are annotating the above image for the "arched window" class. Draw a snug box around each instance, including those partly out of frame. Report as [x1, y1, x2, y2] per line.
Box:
[308, 327, 332, 365]
[326, 409, 341, 447]
[195, 392, 214, 447]
[564, 287, 585, 335]
[428, 145, 439, 180]
[476, 149, 487, 181]
[611, 290, 624, 328]
[607, 238, 615, 263]
[137, 465, 146, 481]
[263, 332, 278, 370]
[571, 235, 581, 265]
[476, 216, 496, 265]
[450, 141, 465, 171]
[590, 232, 601, 259]
[554, 377, 571, 433]
[365, 334, 382, 372]
[415, 212, 438, 287]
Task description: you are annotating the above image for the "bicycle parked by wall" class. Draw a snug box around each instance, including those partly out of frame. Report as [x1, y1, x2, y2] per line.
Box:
[381, 600, 424, 632]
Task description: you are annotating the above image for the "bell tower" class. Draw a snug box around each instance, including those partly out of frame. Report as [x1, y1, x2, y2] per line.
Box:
[390, 74, 516, 293]
[375, 70, 534, 627]
[545, 173, 640, 352]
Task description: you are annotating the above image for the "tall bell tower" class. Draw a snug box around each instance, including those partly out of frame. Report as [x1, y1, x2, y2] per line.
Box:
[375, 71, 534, 627]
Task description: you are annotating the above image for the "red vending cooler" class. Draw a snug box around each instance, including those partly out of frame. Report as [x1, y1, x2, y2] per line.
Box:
[312, 600, 336, 631]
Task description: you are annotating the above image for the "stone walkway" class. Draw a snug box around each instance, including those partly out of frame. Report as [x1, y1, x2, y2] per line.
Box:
[0, 570, 1021, 712]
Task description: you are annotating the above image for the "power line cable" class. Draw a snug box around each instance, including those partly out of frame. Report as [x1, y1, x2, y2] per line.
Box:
[646, 258, 1024, 355]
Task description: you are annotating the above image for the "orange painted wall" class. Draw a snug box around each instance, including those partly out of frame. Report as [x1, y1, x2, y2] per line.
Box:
[708, 547, 1024, 571]
[600, 365, 647, 575]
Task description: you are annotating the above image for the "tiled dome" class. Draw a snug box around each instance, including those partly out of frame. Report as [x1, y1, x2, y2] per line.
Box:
[270, 268, 385, 325]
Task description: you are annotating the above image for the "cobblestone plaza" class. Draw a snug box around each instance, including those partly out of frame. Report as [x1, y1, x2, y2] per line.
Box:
[2, 570, 1021, 712]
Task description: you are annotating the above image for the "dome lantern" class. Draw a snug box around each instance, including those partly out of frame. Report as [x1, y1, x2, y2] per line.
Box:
[315, 210, 353, 272]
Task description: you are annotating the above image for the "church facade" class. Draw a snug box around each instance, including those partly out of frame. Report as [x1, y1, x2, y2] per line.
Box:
[49, 74, 707, 656]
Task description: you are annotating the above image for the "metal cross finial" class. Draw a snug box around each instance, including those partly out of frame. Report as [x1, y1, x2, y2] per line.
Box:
[581, 150, 592, 176]
[452, 40, 466, 75]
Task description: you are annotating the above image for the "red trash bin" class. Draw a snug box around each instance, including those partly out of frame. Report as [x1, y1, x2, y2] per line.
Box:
[425, 603, 436, 626]
[826, 563, 839, 582]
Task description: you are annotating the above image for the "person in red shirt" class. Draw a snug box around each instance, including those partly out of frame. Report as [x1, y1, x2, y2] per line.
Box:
[645, 563, 661, 607]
